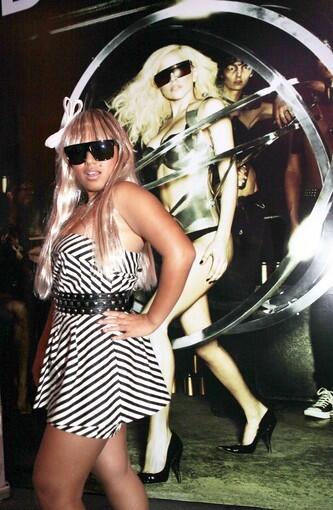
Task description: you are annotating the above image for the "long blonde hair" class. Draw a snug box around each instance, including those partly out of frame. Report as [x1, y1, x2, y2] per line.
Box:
[110, 44, 220, 145]
[35, 109, 156, 299]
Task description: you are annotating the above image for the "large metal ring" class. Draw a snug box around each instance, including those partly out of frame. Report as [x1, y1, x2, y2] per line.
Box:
[67, 1, 333, 348]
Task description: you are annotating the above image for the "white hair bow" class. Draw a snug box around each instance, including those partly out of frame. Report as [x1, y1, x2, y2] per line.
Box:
[45, 97, 83, 149]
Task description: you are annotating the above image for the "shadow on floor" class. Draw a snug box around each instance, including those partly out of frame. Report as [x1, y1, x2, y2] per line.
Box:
[0, 487, 265, 510]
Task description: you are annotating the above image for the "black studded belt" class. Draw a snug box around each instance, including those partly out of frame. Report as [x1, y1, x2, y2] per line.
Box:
[53, 290, 133, 315]
[303, 188, 320, 198]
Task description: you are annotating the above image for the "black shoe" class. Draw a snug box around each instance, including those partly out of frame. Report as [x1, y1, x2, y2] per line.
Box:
[217, 409, 277, 454]
[138, 432, 183, 484]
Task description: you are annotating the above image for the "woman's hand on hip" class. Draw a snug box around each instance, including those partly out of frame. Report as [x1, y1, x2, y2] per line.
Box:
[98, 311, 158, 340]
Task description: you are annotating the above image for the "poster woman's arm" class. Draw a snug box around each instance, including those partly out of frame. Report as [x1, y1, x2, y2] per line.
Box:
[200, 97, 238, 283]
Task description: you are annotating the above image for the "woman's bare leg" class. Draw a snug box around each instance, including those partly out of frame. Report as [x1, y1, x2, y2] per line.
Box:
[143, 233, 266, 473]
[93, 426, 148, 510]
[181, 296, 267, 445]
[142, 323, 174, 473]
[33, 425, 105, 510]
[142, 237, 216, 473]
[33, 424, 147, 510]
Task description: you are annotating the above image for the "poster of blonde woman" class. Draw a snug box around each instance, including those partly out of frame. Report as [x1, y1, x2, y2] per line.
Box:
[0, 1, 332, 509]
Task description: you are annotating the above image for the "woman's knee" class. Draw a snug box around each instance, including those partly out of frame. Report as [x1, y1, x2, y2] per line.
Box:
[108, 457, 131, 481]
[95, 452, 131, 488]
[33, 467, 82, 508]
[33, 468, 53, 504]
[150, 326, 174, 378]
[196, 340, 219, 362]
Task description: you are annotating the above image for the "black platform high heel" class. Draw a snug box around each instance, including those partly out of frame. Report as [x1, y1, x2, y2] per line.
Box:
[138, 432, 183, 484]
[217, 409, 277, 454]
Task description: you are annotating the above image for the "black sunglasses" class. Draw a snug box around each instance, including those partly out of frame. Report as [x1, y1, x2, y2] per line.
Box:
[154, 60, 192, 88]
[64, 139, 117, 165]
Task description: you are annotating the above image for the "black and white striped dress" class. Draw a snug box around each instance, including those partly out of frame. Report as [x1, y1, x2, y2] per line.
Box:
[34, 233, 170, 439]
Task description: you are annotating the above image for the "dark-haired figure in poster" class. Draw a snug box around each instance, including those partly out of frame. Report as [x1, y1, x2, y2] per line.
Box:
[112, 44, 275, 482]
[217, 56, 295, 301]
[283, 50, 333, 419]
[32, 108, 195, 510]
[218, 57, 270, 300]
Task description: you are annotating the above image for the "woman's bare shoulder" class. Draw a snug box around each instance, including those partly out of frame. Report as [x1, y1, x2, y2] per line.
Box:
[198, 97, 225, 122]
[113, 180, 139, 191]
[113, 180, 143, 200]
[199, 96, 225, 115]
[113, 180, 156, 210]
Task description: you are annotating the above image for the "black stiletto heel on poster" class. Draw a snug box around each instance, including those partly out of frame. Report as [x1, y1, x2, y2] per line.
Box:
[138, 432, 183, 484]
[217, 409, 277, 454]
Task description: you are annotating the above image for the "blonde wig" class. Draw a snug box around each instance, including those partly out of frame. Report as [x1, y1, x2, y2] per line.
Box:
[110, 44, 220, 145]
[35, 109, 156, 299]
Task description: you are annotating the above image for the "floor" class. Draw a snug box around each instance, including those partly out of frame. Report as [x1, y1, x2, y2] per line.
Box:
[0, 487, 264, 510]
[1, 394, 332, 510]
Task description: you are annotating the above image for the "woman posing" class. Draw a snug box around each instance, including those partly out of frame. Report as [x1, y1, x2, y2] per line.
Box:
[112, 45, 276, 483]
[32, 108, 195, 510]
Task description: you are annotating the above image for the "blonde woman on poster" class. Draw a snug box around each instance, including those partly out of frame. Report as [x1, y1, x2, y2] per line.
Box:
[112, 44, 276, 483]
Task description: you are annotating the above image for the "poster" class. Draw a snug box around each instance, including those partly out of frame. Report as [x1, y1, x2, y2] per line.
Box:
[0, 1, 332, 508]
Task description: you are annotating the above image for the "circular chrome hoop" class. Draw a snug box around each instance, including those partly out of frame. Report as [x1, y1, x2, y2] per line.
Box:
[68, 1, 333, 348]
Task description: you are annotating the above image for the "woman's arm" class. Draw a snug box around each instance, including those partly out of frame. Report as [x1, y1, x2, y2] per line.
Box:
[239, 99, 294, 129]
[200, 98, 238, 282]
[32, 302, 54, 385]
[205, 98, 237, 240]
[284, 151, 302, 232]
[99, 181, 195, 339]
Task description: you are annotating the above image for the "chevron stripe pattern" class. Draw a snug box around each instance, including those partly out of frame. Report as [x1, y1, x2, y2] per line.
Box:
[34, 233, 170, 438]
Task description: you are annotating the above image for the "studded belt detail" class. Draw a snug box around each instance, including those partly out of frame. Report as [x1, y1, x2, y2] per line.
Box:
[303, 188, 320, 198]
[53, 290, 133, 315]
